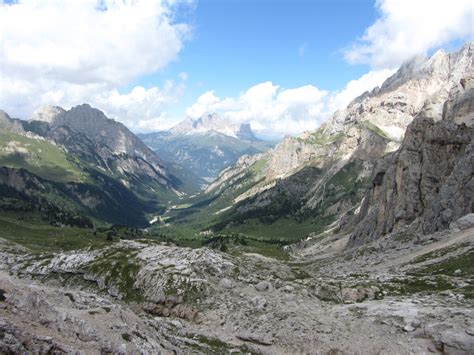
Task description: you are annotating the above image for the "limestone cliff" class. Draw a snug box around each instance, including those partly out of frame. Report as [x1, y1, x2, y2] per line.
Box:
[349, 69, 474, 247]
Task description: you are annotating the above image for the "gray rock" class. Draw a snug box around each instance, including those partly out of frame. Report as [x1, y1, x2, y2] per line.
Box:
[219, 278, 234, 289]
[237, 332, 273, 346]
[450, 213, 474, 231]
[255, 280, 272, 292]
[251, 295, 267, 309]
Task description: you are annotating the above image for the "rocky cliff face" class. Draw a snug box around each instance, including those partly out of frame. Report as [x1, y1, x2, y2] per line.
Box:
[203, 44, 473, 236]
[349, 70, 474, 247]
[29, 104, 175, 192]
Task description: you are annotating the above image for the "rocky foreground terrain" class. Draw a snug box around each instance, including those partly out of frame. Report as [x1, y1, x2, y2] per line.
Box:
[1, 213, 473, 354]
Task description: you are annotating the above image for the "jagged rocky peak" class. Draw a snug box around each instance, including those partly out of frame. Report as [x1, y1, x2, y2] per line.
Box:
[40, 104, 157, 159]
[328, 43, 473, 139]
[0, 110, 12, 125]
[169, 112, 258, 141]
[379, 43, 472, 94]
[30, 105, 65, 123]
[0, 110, 25, 133]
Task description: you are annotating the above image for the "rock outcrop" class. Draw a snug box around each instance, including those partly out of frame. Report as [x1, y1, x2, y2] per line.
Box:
[349, 66, 474, 247]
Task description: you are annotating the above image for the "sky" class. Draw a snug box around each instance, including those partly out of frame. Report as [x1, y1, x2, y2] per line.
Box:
[0, 0, 472, 138]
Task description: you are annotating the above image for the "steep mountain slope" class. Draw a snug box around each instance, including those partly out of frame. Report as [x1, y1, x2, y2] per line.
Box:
[349, 68, 474, 247]
[28, 104, 177, 195]
[185, 44, 473, 239]
[140, 113, 274, 180]
[0, 105, 194, 227]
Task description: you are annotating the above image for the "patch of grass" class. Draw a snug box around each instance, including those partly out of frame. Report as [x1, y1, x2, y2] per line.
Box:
[391, 276, 454, 295]
[415, 251, 474, 276]
[203, 233, 291, 260]
[297, 131, 345, 145]
[360, 121, 391, 140]
[386, 271, 474, 299]
[249, 158, 268, 175]
[0, 215, 108, 253]
[394, 232, 416, 242]
[222, 216, 332, 243]
[0, 132, 83, 182]
[410, 244, 470, 265]
[85, 248, 144, 302]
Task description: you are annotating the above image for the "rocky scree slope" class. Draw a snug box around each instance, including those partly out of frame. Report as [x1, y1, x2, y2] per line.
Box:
[199, 44, 473, 236]
[1, 214, 473, 354]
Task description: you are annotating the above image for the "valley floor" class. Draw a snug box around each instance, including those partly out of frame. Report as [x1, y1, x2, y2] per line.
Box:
[0, 220, 473, 354]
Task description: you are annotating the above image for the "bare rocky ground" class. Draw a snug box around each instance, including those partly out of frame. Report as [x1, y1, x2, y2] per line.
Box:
[0, 217, 473, 354]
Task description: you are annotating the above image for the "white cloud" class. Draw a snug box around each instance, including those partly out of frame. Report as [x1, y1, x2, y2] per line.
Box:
[328, 68, 395, 113]
[93, 81, 186, 132]
[179, 72, 189, 81]
[185, 82, 328, 137]
[185, 70, 400, 138]
[345, 0, 473, 68]
[0, 0, 190, 129]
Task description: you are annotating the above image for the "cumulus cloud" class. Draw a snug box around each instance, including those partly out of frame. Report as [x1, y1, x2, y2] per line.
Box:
[186, 82, 328, 137]
[327, 68, 395, 113]
[0, 0, 190, 128]
[185, 69, 400, 137]
[345, 0, 473, 68]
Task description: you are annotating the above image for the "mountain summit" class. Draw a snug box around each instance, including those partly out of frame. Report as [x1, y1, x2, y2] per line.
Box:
[140, 113, 273, 180]
[169, 113, 259, 141]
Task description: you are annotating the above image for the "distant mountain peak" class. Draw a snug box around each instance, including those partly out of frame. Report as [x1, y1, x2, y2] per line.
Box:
[30, 105, 65, 123]
[169, 113, 258, 141]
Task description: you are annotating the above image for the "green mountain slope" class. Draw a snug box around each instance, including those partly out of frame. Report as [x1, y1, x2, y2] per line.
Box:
[0, 105, 199, 228]
[139, 121, 274, 180]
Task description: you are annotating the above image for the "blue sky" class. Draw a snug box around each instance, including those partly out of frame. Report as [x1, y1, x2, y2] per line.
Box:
[1, 0, 472, 136]
[134, 0, 379, 118]
[144, 1, 376, 91]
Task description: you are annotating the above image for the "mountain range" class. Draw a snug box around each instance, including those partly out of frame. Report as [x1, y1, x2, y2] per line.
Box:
[166, 43, 474, 241]
[139, 113, 274, 181]
[0, 104, 202, 227]
[0, 44, 473, 354]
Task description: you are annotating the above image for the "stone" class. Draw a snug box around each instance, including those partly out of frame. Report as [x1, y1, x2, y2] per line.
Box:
[411, 319, 421, 329]
[236, 333, 273, 346]
[251, 295, 267, 309]
[255, 281, 272, 292]
[449, 213, 474, 230]
[219, 278, 234, 289]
